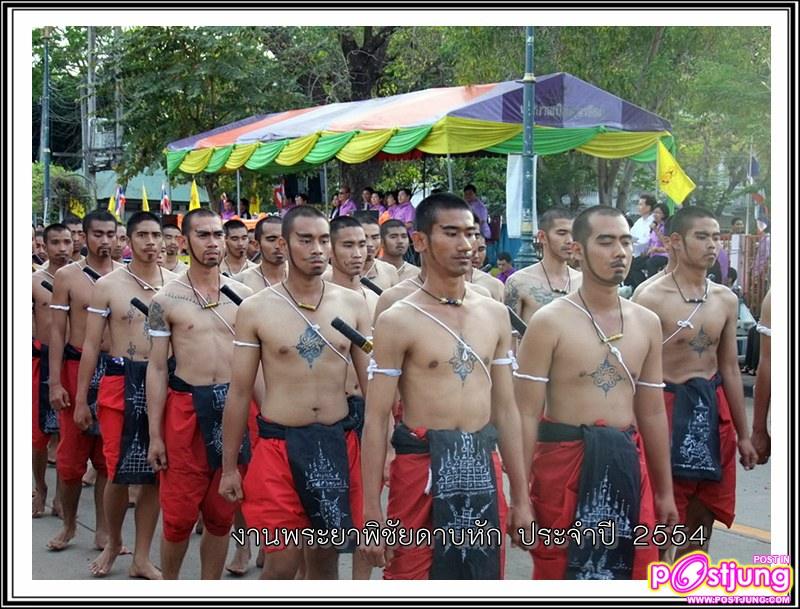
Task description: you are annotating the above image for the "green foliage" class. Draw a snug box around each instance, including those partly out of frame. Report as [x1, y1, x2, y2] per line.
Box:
[32, 162, 90, 223]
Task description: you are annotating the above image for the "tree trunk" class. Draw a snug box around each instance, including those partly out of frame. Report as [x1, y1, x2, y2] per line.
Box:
[597, 158, 622, 206]
[339, 159, 384, 201]
[614, 159, 637, 209]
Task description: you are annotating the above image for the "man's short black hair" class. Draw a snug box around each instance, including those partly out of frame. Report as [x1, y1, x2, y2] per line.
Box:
[330, 216, 363, 244]
[162, 222, 181, 234]
[638, 193, 657, 211]
[380, 219, 406, 239]
[353, 210, 379, 227]
[82, 209, 118, 233]
[255, 215, 282, 241]
[572, 205, 626, 247]
[126, 211, 161, 237]
[414, 192, 471, 236]
[398, 187, 413, 199]
[669, 206, 717, 239]
[362, 186, 374, 195]
[539, 207, 574, 233]
[497, 251, 513, 264]
[223, 219, 247, 236]
[463, 184, 477, 194]
[44, 223, 70, 244]
[63, 214, 82, 227]
[295, 192, 309, 203]
[282, 205, 327, 240]
[181, 208, 218, 237]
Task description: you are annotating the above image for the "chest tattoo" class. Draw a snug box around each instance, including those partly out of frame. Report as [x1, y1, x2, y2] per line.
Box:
[504, 281, 520, 310]
[689, 325, 713, 357]
[530, 283, 555, 305]
[448, 339, 477, 383]
[588, 355, 624, 398]
[295, 326, 326, 368]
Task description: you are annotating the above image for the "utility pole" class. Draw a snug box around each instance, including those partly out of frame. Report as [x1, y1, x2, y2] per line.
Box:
[40, 27, 52, 222]
[515, 26, 538, 268]
[114, 27, 123, 167]
[85, 26, 97, 207]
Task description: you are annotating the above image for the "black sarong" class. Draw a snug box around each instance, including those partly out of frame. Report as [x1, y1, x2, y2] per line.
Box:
[36, 343, 60, 434]
[665, 375, 723, 482]
[114, 359, 156, 485]
[538, 421, 641, 580]
[169, 375, 250, 470]
[392, 422, 502, 580]
[256, 401, 360, 553]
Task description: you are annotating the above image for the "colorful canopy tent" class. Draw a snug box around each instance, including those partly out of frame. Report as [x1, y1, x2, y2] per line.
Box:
[165, 72, 676, 176]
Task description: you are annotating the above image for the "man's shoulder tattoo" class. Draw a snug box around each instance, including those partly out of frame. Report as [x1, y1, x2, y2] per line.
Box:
[148, 300, 168, 332]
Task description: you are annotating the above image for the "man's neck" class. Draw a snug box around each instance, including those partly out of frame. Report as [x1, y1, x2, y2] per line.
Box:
[165, 253, 180, 268]
[46, 259, 68, 275]
[224, 254, 245, 271]
[71, 251, 82, 262]
[665, 257, 677, 274]
[540, 253, 569, 278]
[188, 261, 219, 288]
[128, 258, 160, 280]
[285, 269, 324, 298]
[423, 269, 465, 301]
[331, 266, 361, 291]
[85, 252, 113, 273]
[363, 258, 376, 274]
[379, 253, 404, 269]
[578, 279, 620, 310]
[672, 262, 708, 289]
[259, 260, 286, 284]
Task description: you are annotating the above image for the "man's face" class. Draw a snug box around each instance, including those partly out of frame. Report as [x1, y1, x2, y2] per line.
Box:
[573, 214, 632, 287]
[731, 220, 745, 234]
[85, 220, 117, 259]
[332, 226, 367, 278]
[361, 222, 381, 262]
[398, 190, 409, 204]
[162, 227, 182, 256]
[35, 235, 47, 260]
[471, 235, 487, 268]
[129, 220, 162, 264]
[497, 258, 512, 273]
[295, 195, 306, 207]
[66, 222, 85, 254]
[463, 189, 477, 204]
[246, 230, 259, 258]
[337, 188, 351, 204]
[413, 209, 474, 278]
[187, 216, 224, 268]
[370, 192, 382, 207]
[112, 225, 128, 260]
[259, 223, 285, 266]
[637, 198, 653, 217]
[672, 217, 722, 271]
[541, 218, 575, 264]
[282, 216, 330, 277]
[157, 246, 166, 266]
[46, 229, 72, 266]
[225, 227, 249, 260]
[382, 226, 409, 258]
[362, 189, 372, 204]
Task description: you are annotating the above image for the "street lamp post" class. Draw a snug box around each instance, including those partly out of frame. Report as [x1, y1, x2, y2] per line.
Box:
[515, 26, 538, 268]
[41, 27, 52, 222]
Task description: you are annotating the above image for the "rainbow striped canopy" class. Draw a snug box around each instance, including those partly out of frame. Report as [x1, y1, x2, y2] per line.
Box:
[166, 72, 675, 176]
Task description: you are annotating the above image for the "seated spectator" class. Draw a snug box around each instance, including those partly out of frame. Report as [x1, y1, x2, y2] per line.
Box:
[645, 203, 670, 277]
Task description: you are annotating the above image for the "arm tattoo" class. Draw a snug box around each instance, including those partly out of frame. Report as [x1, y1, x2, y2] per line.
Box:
[148, 301, 168, 332]
[584, 355, 623, 398]
[530, 284, 555, 306]
[295, 327, 326, 368]
[504, 281, 520, 310]
[689, 325, 713, 357]
[448, 339, 476, 383]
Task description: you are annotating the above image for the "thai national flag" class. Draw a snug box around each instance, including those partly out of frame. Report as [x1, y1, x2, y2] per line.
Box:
[160, 183, 171, 215]
[115, 186, 126, 220]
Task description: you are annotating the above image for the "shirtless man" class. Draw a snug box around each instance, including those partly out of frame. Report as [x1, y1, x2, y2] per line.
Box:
[505, 207, 582, 322]
[32, 223, 72, 518]
[220, 219, 255, 276]
[472, 233, 488, 270]
[74, 212, 172, 578]
[360, 193, 533, 579]
[329, 217, 379, 319]
[160, 223, 188, 274]
[146, 208, 255, 579]
[466, 231, 504, 302]
[48, 210, 120, 550]
[64, 215, 86, 262]
[353, 211, 400, 290]
[379, 219, 420, 281]
[111, 224, 128, 262]
[234, 216, 287, 293]
[751, 289, 771, 464]
[219, 205, 371, 580]
[515, 205, 677, 579]
[633, 206, 758, 557]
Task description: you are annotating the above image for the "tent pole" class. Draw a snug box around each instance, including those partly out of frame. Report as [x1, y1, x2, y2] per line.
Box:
[236, 170, 241, 216]
[422, 155, 427, 197]
[446, 154, 453, 192]
[322, 163, 329, 217]
[516, 25, 537, 268]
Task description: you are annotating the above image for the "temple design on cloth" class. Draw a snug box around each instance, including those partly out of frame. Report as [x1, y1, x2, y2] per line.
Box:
[442, 496, 494, 561]
[212, 385, 228, 411]
[117, 432, 151, 476]
[677, 398, 715, 472]
[307, 443, 349, 529]
[435, 433, 494, 499]
[575, 466, 633, 539]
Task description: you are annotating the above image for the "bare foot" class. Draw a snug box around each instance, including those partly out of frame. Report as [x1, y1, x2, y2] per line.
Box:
[89, 543, 122, 577]
[47, 526, 75, 551]
[33, 489, 47, 518]
[82, 467, 96, 487]
[225, 544, 251, 576]
[129, 559, 163, 580]
[93, 532, 131, 554]
[51, 499, 63, 519]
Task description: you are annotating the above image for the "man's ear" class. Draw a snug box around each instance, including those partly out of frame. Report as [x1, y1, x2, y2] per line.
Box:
[669, 232, 683, 253]
[411, 230, 427, 254]
[570, 240, 584, 263]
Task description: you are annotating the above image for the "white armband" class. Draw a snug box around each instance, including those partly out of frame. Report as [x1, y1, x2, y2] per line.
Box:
[636, 380, 666, 389]
[756, 323, 772, 337]
[49, 304, 70, 311]
[86, 306, 111, 317]
[148, 329, 171, 337]
[367, 358, 403, 381]
[492, 350, 518, 368]
[512, 371, 549, 383]
[233, 340, 260, 349]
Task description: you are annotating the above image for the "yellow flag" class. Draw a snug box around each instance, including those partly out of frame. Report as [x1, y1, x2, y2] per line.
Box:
[189, 179, 201, 211]
[141, 185, 149, 212]
[107, 194, 118, 220]
[249, 194, 260, 216]
[657, 141, 695, 206]
[68, 198, 86, 219]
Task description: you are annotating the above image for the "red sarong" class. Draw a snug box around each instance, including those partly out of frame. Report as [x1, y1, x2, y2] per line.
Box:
[97, 374, 125, 483]
[663, 379, 737, 527]
[241, 428, 363, 554]
[383, 432, 508, 580]
[56, 346, 106, 484]
[32, 340, 49, 451]
[159, 386, 249, 542]
[530, 423, 657, 580]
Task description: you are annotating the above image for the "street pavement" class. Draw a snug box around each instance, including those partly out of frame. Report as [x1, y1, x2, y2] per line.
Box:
[30, 376, 771, 581]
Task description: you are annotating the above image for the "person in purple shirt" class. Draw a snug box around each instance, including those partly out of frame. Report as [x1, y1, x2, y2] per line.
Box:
[220, 195, 237, 221]
[331, 185, 358, 219]
[366, 189, 385, 215]
[496, 251, 517, 283]
[389, 187, 415, 233]
[463, 184, 492, 240]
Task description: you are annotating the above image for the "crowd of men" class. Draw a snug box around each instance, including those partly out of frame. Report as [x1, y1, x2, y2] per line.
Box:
[31, 190, 772, 581]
